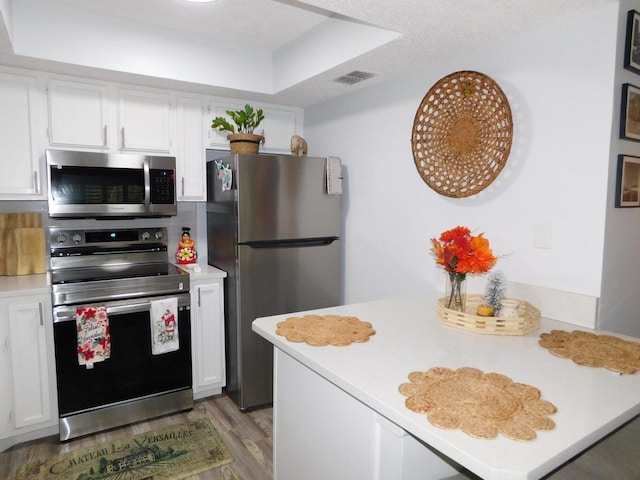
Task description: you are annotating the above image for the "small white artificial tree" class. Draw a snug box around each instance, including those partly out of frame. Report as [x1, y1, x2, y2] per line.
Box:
[484, 270, 507, 316]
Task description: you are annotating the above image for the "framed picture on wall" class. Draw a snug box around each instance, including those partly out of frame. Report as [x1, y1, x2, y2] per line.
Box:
[625, 10, 640, 74]
[621, 83, 640, 141]
[615, 155, 640, 207]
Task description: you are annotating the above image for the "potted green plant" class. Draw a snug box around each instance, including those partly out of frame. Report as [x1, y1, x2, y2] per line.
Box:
[211, 104, 265, 154]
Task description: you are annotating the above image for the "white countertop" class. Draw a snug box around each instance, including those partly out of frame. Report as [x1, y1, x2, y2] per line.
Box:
[252, 293, 640, 480]
[0, 273, 50, 298]
[175, 263, 227, 281]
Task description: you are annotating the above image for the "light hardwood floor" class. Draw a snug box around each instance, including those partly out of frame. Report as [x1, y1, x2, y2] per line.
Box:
[544, 414, 640, 480]
[1, 394, 639, 479]
[0, 394, 273, 480]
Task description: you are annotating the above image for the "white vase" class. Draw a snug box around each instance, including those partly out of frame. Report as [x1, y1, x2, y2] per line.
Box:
[500, 299, 520, 318]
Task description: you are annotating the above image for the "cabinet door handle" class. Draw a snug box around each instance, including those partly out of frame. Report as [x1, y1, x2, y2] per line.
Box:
[181, 177, 185, 197]
[197, 287, 201, 307]
[38, 302, 44, 326]
[103, 125, 108, 146]
[33, 171, 39, 194]
[121, 127, 125, 149]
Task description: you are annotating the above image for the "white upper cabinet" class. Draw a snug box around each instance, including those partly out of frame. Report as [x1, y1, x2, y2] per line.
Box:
[176, 95, 207, 201]
[261, 107, 300, 154]
[47, 79, 112, 150]
[47, 81, 175, 155]
[0, 66, 306, 200]
[118, 88, 174, 154]
[208, 99, 238, 149]
[0, 71, 44, 199]
[208, 98, 303, 154]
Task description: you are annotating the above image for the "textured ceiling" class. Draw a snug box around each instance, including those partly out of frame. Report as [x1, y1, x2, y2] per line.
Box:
[0, 0, 617, 107]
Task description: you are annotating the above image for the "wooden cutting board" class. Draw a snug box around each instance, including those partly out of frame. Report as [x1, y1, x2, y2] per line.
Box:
[0, 213, 47, 276]
[0, 212, 42, 228]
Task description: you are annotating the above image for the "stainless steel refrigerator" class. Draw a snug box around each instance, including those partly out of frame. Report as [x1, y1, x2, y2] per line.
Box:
[206, 152, 343, 410]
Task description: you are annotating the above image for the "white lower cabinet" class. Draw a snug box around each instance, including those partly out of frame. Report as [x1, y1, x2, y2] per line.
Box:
[190, 278, 226, 399]
[273, 349, 460, 480]
[0, 294, 58, 450]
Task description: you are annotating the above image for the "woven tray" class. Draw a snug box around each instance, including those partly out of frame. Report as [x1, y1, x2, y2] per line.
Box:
[411, 71, 513, 198]
[438, 295, 540, 335]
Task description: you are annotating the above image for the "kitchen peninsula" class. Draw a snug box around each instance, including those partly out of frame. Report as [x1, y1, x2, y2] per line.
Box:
[252, 293, 640, 480]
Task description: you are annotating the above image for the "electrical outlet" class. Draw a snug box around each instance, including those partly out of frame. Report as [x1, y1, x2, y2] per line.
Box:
[533, 223, 552, 249]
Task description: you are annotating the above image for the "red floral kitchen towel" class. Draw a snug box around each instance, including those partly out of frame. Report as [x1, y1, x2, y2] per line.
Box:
[76, 306, 111, 368]
[150, 297, 179, 355]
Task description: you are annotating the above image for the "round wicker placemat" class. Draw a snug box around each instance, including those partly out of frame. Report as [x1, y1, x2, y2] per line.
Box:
[276, 314, 375, 346]
[399, 367, 556, 441]
[539, 330, 640, 374]
[411, 71, 513, 198]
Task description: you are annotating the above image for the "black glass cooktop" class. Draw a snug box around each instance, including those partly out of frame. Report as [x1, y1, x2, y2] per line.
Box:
[51, 262, 187, 285]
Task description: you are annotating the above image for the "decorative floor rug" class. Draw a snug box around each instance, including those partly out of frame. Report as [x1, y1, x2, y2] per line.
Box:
[16, 418, 233, 480]
[276, 314, 376, 346]
[539, 329, 640, 374]
[399, 366, 557, 441]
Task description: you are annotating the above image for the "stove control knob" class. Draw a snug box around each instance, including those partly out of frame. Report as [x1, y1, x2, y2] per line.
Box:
[72, 234, 82, 244]
[141, 231, 150, 240]
[154, 231, 164, 240]
[56, 233, 67, 244]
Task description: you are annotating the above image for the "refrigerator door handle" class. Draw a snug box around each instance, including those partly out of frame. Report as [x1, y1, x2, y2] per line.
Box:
[241, 237, 339, 249]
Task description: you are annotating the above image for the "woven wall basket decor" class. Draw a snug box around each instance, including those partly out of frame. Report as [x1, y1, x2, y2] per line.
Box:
[411, 71, 513, 198]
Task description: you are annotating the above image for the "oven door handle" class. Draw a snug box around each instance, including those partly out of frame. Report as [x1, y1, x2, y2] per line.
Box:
[53, 296, 188, 323]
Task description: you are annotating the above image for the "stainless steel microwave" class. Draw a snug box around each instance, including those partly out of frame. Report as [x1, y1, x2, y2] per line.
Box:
[46, 149, 177, 218]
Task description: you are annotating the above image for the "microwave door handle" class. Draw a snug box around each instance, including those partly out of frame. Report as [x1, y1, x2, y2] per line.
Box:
[144, 159, 151, 210]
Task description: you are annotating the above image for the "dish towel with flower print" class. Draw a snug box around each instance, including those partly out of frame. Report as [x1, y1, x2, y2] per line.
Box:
[76, 306, 111, 368]
[150, 297, 179, 355]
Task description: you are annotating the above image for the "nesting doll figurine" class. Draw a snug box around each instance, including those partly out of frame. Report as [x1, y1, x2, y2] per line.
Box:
[176, 227, 197, 264]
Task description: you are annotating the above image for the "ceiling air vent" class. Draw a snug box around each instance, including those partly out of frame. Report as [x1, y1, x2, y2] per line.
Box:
[334, 71, 375, 85]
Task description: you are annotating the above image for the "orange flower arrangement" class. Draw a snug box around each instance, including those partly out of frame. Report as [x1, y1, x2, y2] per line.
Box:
[431, 226, 497, 310]
[431, 226, 497, 275]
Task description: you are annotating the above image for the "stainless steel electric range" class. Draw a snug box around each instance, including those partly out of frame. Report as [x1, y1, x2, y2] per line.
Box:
[49, 226, 192, 441]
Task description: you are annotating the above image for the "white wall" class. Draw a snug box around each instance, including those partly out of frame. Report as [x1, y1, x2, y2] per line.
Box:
[0, 0, 13, 41]
[600, 0, 640, 336]
[304, 5, 619, 318]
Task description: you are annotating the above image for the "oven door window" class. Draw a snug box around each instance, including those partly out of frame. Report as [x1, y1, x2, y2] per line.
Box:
[53, 306, 192, 415]
[50, 166, 145, 205]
